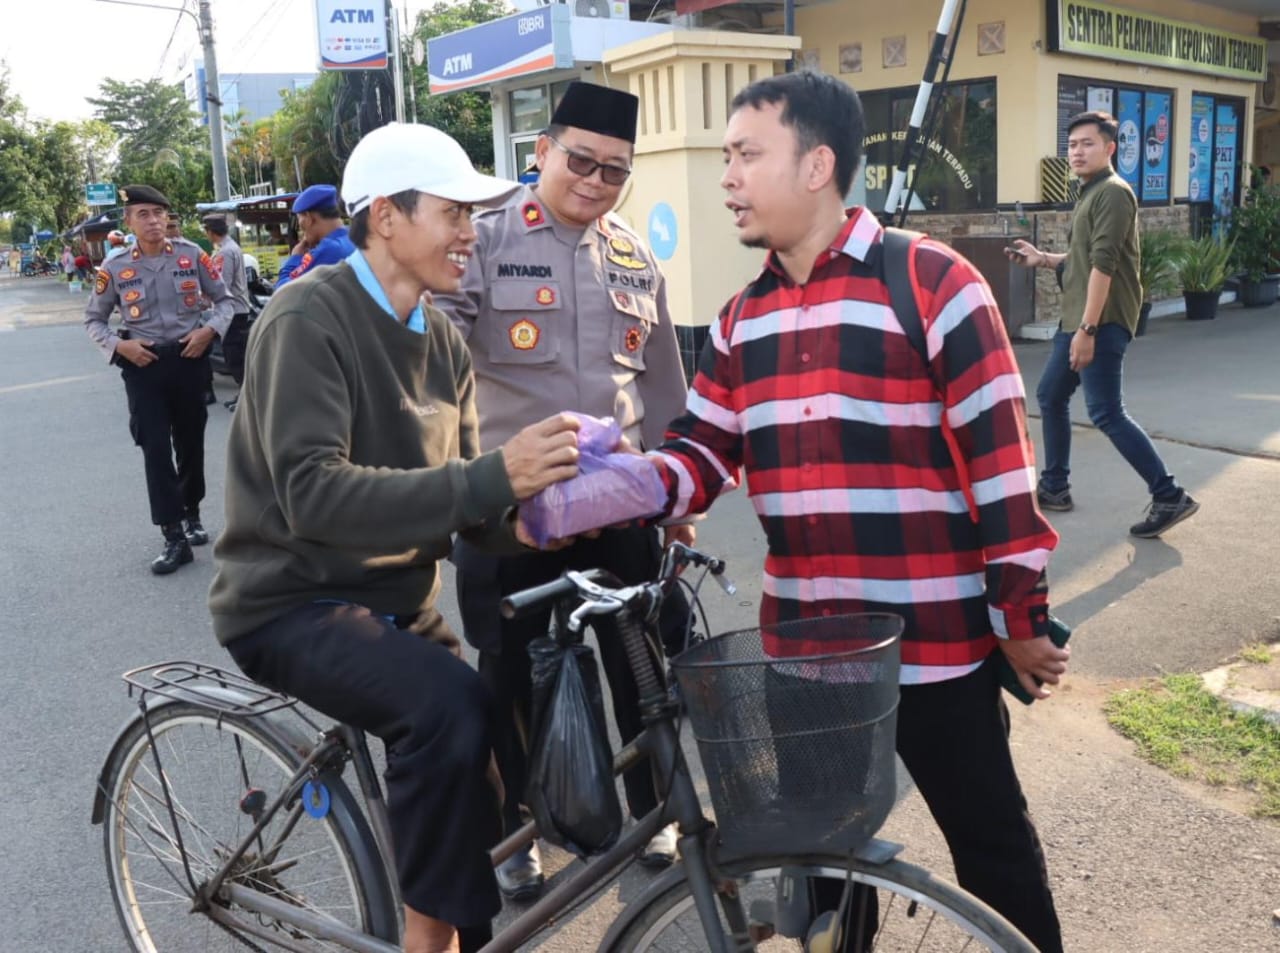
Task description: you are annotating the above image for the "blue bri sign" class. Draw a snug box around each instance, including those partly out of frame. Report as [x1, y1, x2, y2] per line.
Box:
[427, 5, 573, 94]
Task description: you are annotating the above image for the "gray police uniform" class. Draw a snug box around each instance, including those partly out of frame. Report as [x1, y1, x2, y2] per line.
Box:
[435, 185, 691, 832]
[84, 238, 234, 528]
[213, 234, 252, 385]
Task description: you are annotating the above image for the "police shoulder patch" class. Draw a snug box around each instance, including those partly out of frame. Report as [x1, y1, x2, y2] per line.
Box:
[94, 270, 109, 295]
[200, 252, 221, 279]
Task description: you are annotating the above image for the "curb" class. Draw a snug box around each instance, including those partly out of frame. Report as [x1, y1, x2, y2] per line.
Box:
[1200, 642, 1280, 727]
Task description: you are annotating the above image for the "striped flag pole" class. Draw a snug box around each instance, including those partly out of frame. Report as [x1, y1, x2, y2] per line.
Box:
[882, 0, 964, 224]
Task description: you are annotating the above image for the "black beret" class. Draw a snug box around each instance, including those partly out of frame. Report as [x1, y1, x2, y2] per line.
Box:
[550, 82, 638, 144]
[201, 214, 229, 235]
[119, 184, 171, 208]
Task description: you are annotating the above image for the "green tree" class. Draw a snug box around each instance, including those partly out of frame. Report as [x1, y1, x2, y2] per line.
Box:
[272, 75, 343, 190]
[88, 78, 213, 217]
[226, 109, 276, 196]
[408, 0, 513, 169]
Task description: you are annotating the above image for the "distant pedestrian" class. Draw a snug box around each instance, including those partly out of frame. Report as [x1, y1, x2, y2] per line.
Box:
[7, 248, 19, 274]
[61, 245, 74, 281]
[83, 184, 237, 574]
[1007, 110, 1199, 538]
[103, 230, 130, 263]
[273, 184, 355, 288]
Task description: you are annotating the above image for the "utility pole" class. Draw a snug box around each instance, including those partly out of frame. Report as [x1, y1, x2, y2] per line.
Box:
[389, 0, 406, 124]
[199, 0, 231, 201]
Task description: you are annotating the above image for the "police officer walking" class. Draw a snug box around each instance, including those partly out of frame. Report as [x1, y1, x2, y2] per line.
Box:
[435, 81, 692, 900]
[84, 185, 235, 574]
[202, 214, 251, 409]
[274, 184, 356, 289]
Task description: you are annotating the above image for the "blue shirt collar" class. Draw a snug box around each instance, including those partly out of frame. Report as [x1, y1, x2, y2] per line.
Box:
[344, 249, 425, 334]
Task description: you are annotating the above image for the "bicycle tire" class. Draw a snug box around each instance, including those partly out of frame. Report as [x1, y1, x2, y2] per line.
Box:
[600, 853, 1037, 952]
[100, 702, 399, 951]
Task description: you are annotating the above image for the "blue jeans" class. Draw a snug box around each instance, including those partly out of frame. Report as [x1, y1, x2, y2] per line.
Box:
[1036, 324, 1177, 500]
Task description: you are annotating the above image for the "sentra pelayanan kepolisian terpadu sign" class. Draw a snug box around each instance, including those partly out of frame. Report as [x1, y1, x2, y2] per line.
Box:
[1047, 0, 1266, 83]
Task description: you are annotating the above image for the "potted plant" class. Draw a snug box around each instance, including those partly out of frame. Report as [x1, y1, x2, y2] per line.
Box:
[1228, 183, 1280, 307]
[1174, 234, 1235, 321]
[1136, 228, 1180, 336]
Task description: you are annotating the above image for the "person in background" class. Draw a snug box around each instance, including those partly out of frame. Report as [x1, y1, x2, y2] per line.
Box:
[640, 71, 1068, 952]
[202, 214, 251, 411]
[61, 245, 75, 281]
[83, 184, 235, 574]
[434, 80, 692, 901]
[1007, 110, 1199, 539]
[103, 230, 130, 263]
[273, 184, 355, 289]
[211, 121, 583, 953]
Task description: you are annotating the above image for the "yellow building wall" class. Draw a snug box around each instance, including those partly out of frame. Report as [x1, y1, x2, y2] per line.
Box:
[789, 0, 1260, 205]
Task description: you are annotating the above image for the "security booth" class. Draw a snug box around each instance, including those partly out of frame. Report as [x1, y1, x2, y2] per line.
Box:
[194, 193, 300, 280]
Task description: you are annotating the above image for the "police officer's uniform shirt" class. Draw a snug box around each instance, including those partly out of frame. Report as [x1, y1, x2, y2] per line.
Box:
[274, 225, 357, 290]
[84, 238, 235, 362]
[213, 235, 251, 314]
[435, 185, 687, 453]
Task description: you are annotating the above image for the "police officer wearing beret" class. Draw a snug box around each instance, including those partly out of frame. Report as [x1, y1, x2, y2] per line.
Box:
[202, 214, 252, 404]
[274, 184, 356, 289]
[434, 81, 692, 899]
[84, 185, 236, 574]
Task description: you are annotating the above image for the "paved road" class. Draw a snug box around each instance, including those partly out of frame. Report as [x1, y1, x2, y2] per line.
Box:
[2, 277, 1278, 951]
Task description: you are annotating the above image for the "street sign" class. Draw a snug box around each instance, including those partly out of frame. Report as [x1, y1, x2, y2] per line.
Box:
[85, 183, 117, 206]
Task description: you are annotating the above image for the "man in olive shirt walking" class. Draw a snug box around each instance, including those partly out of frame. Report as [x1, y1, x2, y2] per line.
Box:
[1008, 110, 1198, 538]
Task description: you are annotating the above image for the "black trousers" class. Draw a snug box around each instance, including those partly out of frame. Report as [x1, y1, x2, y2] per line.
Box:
[810, 658, 1063, 953]
[222, 313, 251, 386]
[454, 526, 690, 832]
[226, 601, 503, 933]
[120, 348, 209, 527]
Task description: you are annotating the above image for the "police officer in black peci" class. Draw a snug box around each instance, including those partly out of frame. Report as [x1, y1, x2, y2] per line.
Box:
[84, 185, 236, 574]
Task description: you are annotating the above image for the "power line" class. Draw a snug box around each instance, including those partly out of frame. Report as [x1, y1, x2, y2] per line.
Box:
[152, 0, 189, 81]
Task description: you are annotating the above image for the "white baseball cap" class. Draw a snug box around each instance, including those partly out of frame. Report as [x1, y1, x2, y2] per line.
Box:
[341, 122, 519, 216]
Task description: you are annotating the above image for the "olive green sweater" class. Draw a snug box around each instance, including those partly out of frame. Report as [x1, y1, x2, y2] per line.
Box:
[1061, 170, 1142, 336]
[210, 263, 520, 644]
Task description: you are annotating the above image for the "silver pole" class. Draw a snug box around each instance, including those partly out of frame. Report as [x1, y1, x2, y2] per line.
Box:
[199, 0, 232, 200]
[390, 0, 406, 123]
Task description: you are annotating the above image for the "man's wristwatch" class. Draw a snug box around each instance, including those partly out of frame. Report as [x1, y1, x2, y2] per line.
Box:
[1079, 323, 1098, 337]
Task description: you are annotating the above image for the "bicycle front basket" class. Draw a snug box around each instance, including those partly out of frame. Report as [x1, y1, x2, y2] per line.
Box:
[671, 613, 902, 858]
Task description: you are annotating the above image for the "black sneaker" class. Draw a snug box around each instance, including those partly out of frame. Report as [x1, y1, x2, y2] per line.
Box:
[1037, 485, 1074, 512]
[1129, 492, 1200, 539]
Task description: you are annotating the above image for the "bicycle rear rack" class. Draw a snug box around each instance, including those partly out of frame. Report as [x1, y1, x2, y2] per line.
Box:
[123, 660, 298, 719]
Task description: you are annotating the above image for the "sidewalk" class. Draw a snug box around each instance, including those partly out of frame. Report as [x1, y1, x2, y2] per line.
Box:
[0, 273, 91, 332]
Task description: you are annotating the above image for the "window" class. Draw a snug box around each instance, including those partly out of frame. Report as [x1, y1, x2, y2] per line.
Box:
[856, 79, 997, 213]
[507, 79, 579, 177]
[1057, 76, 1174, 206]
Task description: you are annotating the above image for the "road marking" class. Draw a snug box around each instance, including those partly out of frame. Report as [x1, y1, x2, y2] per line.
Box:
[0, 373, 99, 395]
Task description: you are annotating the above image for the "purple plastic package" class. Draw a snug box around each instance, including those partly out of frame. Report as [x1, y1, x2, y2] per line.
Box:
[520, 414, 667, 546]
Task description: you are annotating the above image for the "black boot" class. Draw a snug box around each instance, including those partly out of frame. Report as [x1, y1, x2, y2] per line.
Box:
[183, 510, 210, 546]
[152, 524, 194, 575]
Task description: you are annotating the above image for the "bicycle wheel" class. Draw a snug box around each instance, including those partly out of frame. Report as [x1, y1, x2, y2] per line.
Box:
[101, 703, 399, 951]
[602, 854, 1037, 952]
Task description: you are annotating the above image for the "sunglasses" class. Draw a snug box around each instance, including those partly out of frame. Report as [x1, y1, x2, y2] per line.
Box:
[547, 135, 631, 186]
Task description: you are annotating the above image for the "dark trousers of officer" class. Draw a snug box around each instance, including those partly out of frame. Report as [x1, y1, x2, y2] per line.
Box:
[222, 313, 251, 386]
[454, 526, 690, 834]
[120, 347, 209, 527]
[227, 601, 503, 944]
[808, 657, 1063, 952]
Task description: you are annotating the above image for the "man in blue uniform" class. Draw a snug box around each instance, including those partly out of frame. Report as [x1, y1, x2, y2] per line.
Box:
[274, 184, 356, 288]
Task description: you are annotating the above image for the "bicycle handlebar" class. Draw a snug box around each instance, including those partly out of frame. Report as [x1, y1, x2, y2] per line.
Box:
[500, 569, 609, 619]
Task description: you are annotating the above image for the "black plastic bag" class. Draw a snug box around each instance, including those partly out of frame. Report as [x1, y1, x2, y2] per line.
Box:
[525, 637, 622, 856]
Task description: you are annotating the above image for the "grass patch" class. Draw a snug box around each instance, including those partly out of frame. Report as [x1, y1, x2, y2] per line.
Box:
[1240, 643, 1273, 665]
[1105, 673, 1280, 819]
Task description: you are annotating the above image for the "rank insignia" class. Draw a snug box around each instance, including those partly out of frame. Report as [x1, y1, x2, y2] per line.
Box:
[94, 271, 109, 295]
[128, 305, 142, 319]
[535, 286, 556, 306]
[606, 252, 647, 270]
[521, 202, 544, 227]
[180, 279, 198, 292]
[608, 235, 635, 255]
[183, 294, 198, 308]
[119, 268, 136, 280]
[163, 243, 173, 255]
[130, 248, 141, 261]
[509, 319, 541, 350]
[123, 290, 142, 303]
[177, 255, 192, 269]
[625, 325, 644, 352]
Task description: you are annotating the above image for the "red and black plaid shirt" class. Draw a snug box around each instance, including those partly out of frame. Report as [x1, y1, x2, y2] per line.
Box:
[654, 209, 1058, 683]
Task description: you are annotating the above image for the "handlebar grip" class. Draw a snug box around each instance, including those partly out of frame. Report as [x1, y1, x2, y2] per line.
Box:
[500, 569, 608, 619]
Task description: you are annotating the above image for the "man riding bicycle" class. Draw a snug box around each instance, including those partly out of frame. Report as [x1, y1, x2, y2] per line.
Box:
[209, 122, 583, 953]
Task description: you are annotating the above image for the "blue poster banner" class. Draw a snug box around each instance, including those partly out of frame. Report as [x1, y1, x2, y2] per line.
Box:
[1213, 103, 1239, 233]
[427, 6, 573, 94]
[1188, 95, 1213, 204]
[1114, 89, 1143, 191]
[1141, 91, 1171, 202]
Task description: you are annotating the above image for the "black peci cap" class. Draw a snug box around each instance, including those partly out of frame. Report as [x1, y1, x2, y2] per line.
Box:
[119, 184, 171, 208]
[549, 82, 638, 144]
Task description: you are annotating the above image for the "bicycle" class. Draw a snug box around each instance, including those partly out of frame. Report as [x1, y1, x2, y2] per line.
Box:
[92, 543, 1038, 952]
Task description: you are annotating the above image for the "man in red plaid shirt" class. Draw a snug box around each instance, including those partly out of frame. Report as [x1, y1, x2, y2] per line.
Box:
[647, 72, 1070, 951]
